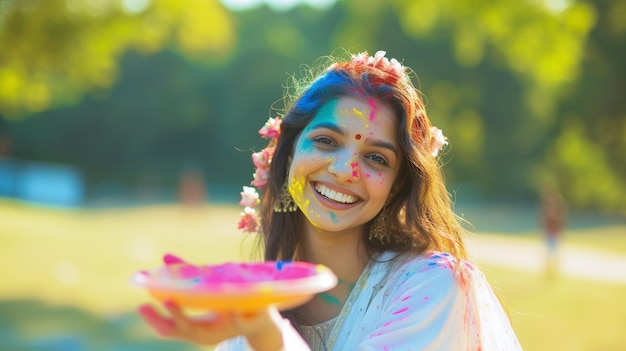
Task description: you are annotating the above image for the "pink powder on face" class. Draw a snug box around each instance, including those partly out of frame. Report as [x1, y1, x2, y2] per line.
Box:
[368, 98, 379, 122]
[350, 162, 360, 179]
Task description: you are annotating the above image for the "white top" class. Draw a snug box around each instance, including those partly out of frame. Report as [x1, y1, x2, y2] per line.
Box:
[215, 251, 523, 351]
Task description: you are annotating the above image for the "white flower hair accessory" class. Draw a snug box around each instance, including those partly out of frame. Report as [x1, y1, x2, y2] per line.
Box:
[350, 50, 404, 76]
[326, 50, 406, 81]
[430, 126, 448, 157]
[238, 116, 282, 233]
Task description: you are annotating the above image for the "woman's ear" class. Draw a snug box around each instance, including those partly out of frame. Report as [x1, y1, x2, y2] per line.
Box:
[386, 179, 406, 205]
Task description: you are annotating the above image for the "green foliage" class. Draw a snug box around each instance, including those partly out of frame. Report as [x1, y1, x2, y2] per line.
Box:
[0, 0, 624, 213]
[0, 0, 235, 117]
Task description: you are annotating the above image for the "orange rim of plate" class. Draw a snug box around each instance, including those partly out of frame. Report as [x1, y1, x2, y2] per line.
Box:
[132, 261, 337, 311]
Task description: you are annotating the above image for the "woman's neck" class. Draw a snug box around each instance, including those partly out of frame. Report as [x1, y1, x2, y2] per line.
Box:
[293, 224, 369, 325]
[299, 224, 369, 282]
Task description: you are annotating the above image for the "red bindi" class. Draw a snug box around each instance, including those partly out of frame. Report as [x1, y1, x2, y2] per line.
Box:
[355, 134, 362, 140]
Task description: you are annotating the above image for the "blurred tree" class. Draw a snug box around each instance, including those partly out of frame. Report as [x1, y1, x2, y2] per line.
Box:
[0, 0, 235, 118]
[333, 0, 626, 214]
[1, 0, 624, 213]
[541, 0, 626, 213]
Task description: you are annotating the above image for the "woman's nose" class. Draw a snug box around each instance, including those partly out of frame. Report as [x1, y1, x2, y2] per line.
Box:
[328, 151, 360, 183]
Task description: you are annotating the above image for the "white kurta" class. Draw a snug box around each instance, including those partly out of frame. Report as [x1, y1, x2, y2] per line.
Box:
[216, 251, 522, 351]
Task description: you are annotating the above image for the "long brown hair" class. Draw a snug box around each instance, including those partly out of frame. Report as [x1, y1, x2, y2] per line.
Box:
[258, 51, 467, 262]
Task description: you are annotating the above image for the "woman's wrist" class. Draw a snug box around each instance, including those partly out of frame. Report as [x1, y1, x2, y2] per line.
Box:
[245, 318, 283, 351]
[242, 307, 284, 351]
[246, 326, 283, 351]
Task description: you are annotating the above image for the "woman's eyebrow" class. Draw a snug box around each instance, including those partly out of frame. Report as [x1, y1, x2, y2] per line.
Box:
[309, 122, 345, 135]
[370, 140, 398, 156]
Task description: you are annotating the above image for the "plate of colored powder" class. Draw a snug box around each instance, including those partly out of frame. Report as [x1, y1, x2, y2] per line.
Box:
[132, 261, 337, 312]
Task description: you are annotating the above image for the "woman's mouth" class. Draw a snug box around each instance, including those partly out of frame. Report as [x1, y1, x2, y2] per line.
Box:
[314, 183, 358, 204]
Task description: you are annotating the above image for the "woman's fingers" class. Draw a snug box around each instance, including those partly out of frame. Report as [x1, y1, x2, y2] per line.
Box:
[137, 304, 177, 337]
[137, 302, 282, 347]
[160, 301, 237, 344]
[163, 301, 198, 338]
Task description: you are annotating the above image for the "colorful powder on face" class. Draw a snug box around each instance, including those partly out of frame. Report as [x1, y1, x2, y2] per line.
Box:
[352, 107, 363, 118]
[350, 162, 360, 179]
[355, 133, 362, 140]
[289, 176, 307, 211]
[368, 98, 379, 122]
[330, 211, 339, 223]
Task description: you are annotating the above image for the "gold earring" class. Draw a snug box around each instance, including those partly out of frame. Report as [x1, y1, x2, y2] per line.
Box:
[369, 207, 389, 242]
[273, 183, 298, 212]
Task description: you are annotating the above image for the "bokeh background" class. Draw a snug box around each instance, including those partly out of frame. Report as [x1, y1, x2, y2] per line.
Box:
[0, 0, 625, 350]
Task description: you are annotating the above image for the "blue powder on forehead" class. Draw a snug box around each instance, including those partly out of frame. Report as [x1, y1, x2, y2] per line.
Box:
[292, 71, 351, 114]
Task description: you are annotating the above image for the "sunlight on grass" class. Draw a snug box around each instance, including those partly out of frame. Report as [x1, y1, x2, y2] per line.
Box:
[1, 200, 625, 350]
[480, 263, 626, 351]
[564, 226, 626, 255]
[0, 200, 255, 316]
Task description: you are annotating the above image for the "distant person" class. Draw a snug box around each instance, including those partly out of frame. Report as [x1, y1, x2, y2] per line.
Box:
[138, 50, 522, 350]
[539, 185, 568, 278]
[0, 135, 12, 157]
[177, 167, 207, 208]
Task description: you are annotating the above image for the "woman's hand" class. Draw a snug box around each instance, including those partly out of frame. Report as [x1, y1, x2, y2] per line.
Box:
[137, 254, 284, 350]
[137, 302, 284, 350]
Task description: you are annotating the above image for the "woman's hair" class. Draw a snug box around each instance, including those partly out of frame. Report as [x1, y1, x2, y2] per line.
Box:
[258, 50, 467, 262]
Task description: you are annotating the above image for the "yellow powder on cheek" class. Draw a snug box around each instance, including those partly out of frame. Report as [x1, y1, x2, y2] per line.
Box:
[289, 175, 325, 226]
[289, 176, 308, 211]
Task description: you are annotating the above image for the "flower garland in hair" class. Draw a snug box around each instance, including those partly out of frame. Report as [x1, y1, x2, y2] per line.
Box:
[349, 50, 405, 77]
[238, 117, 282, 233]
[430, 126, 448, 157]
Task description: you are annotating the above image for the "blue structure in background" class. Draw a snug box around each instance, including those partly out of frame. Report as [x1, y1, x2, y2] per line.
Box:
[0, 157, 16, 197]
[0, 157, 84, 208]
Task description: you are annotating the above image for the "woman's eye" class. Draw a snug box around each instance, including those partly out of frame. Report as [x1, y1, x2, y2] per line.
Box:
[313, 136, 336, 146]
[367, 154, 388, 166]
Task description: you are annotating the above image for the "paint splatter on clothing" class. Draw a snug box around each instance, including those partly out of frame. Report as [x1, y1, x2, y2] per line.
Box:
[216, 251, 522, 350]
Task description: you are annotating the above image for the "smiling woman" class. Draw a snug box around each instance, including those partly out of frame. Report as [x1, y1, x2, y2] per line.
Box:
[137, 50, 522, 351]
[287, 96, 400, 233]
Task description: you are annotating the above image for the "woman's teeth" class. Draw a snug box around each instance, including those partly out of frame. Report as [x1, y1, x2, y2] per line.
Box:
[315, 183, 357, 204]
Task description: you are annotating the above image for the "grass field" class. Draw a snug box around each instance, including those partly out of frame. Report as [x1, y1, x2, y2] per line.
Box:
[1, 199, 625, 350]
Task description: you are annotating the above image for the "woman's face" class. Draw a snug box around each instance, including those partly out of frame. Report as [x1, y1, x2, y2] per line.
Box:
[287, 95, 401, 233]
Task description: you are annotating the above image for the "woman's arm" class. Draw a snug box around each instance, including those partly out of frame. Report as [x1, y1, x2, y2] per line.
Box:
[138, 302, 285, 350]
